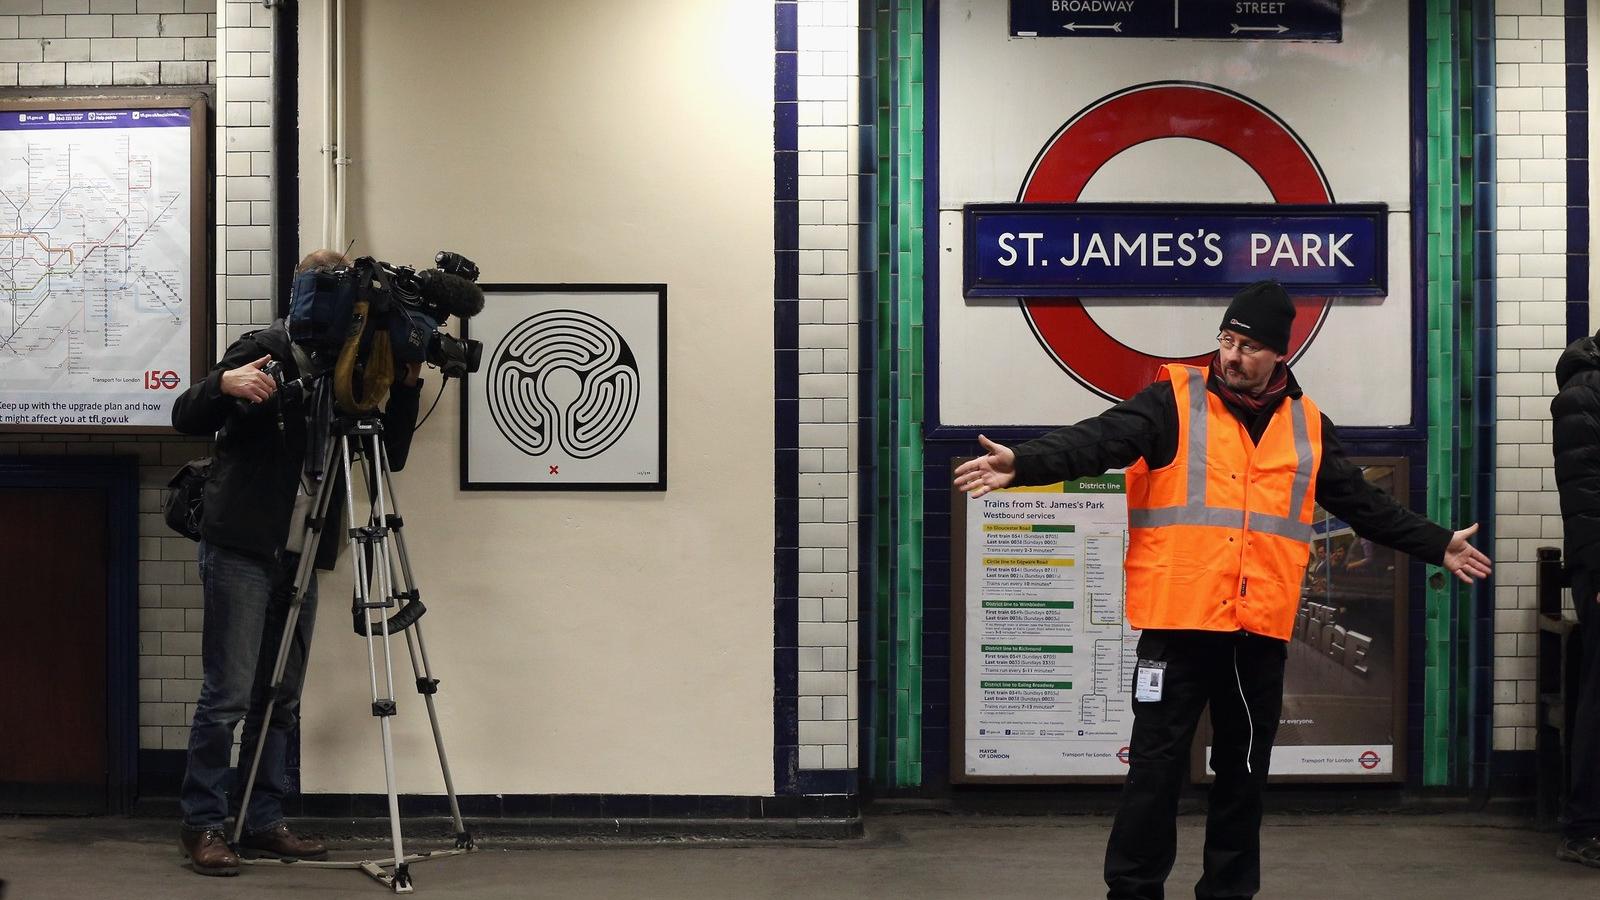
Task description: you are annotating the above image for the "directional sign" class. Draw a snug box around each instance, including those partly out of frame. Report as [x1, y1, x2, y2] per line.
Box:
[1181, 0, 1343, 40]
[1010, 1, 1175, 38]
[1010, 0, 1343, 41]
[964, 203, 1387, 297]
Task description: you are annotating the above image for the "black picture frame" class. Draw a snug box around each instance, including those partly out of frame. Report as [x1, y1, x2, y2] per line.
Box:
[459, 283, 667, 492]
[0, 95, 210, 434]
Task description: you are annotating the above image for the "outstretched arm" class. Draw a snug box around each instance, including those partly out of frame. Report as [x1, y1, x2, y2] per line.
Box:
[1315, 417, 1491, 581]
[954, 380, 1177, 500]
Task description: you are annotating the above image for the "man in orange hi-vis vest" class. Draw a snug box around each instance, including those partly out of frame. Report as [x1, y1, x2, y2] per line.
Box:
[954, 280, 1491, 900]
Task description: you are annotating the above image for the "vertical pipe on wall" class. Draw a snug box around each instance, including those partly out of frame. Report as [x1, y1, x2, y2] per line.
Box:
[332, 0, 347, 251]
[320, 0, 334, 249]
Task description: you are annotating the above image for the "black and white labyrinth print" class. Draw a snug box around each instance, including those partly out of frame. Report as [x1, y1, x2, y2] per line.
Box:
[462, 285, 666, 490]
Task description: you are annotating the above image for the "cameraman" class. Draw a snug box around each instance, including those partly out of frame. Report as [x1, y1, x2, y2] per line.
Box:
[170, 249, 423, 877]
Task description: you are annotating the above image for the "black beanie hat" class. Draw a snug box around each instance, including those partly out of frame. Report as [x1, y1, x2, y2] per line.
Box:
[1219, 280, 1295, 354]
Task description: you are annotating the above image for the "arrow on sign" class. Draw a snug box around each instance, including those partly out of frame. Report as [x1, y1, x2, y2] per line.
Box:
[1064, 21, 1122, 32]
[1231, 23, 1290, 34]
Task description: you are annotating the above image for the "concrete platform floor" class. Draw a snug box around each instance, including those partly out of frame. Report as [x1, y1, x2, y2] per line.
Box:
[2, 811, 1598, 898]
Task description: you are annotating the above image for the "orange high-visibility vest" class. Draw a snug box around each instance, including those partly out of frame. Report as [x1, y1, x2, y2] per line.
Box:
[1124, 364, 1324, 640]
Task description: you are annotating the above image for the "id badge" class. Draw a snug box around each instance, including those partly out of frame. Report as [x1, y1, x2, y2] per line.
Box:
[1134, 660, 1166, 703]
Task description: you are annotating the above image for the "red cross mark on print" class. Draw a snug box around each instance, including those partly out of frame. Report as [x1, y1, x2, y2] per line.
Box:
[548, 465, 560, 476]
[1019, 81, 1333, 401]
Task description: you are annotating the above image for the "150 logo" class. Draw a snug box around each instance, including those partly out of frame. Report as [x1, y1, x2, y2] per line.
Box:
[144, 370, 180, 390]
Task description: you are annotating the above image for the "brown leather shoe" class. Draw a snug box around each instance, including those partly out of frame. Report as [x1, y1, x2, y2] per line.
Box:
[179, 828, 240, 876]
[239, 822, 329, 860]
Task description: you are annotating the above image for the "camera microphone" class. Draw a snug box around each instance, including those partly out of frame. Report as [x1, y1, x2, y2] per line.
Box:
[416, 269, 485, 319]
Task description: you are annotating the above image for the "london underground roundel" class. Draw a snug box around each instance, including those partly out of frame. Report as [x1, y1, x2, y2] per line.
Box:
[1019, 81, 1333, 401]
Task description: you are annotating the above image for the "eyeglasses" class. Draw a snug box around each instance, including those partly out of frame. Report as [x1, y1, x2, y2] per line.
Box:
[1216, 333, 1268, 357]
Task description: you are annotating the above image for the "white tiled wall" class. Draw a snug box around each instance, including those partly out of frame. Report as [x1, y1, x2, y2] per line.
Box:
[795, 0, 860, 771]
[0, 0, 214, 88]
[1492, 1, 1569, 754]
[214, 0, 275, 348]
[0, 0, 278, 752]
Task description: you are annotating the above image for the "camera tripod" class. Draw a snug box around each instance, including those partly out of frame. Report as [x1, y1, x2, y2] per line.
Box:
[231, 390, 475, 893]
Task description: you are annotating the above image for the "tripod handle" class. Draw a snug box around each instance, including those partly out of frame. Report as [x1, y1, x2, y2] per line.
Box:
[353, 595, 426, 637]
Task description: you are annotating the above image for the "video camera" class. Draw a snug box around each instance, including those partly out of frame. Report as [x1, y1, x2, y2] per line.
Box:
[376, 252, 485, 379]
[288, 250, 486, 381]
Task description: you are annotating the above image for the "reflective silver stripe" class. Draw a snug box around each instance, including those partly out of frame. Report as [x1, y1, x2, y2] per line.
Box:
[1129, 506, 1245, 529]
[1287, 398, 1313, 523]
[1244, 513, 1315, 542]
[1184, 367, 1208, 506]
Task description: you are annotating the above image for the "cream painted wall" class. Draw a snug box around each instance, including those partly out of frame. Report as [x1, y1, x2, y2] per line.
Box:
[294, 0, 774, 795]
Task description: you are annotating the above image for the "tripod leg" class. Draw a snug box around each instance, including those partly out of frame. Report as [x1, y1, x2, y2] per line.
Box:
[347, 432, 409, 884]
[231, 437, 341, 847]
[379, 447, 472, 847]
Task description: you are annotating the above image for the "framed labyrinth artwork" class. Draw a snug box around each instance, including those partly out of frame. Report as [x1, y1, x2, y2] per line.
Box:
[460, 284, 666, 491]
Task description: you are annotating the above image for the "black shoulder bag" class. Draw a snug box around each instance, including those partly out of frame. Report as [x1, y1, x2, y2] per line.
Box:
[163, 456, 211, 541]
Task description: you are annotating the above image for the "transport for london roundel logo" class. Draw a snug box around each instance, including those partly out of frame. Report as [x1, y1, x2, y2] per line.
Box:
[1019, 81, 1333, 401]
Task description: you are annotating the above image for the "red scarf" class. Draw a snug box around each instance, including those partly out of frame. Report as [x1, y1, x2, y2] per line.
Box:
[1209, 352, 1290, 413]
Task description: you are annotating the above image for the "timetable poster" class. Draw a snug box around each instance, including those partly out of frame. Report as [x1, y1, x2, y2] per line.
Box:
[956, 476, 1136, 780]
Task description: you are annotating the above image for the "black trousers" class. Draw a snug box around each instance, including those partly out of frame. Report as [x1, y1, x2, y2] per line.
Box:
[1566, 569, 1600, 840]
[1104, 629, 1287, 900]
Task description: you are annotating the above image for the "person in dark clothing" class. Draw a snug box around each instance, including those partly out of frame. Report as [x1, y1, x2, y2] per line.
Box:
[1552, 333, 1600, 869]
[954, 281, 1491, 900]
[170, 250, 423, 877]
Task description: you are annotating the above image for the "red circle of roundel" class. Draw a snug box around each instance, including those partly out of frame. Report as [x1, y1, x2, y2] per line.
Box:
[1359, 750, 1381, 770]
[1020, 82, 1332, 401]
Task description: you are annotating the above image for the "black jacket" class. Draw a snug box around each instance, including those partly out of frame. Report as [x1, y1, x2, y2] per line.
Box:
[1011, 363, 1451, 566]
[1554, 336, 1600, 574]
[171, 320, 421, 564]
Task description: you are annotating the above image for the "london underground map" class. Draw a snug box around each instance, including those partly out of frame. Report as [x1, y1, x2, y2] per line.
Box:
[0, 107, 194, 428]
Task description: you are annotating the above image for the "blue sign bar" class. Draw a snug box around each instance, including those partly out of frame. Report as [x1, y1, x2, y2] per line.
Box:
[963, 203, 1387, 297]
[1010, 0, 1343, 41]
[1010, 0, 1175, 38]
[0, 108, 189, 131]
[1181, 0, 1343, 40]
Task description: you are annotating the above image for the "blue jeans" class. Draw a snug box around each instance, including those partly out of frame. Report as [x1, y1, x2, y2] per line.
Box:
[180, 541, 318, 834]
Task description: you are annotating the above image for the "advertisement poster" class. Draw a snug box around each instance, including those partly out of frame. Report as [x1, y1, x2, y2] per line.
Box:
[1197, 460, 1408, 781]
[953, 475, 1136, 781]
